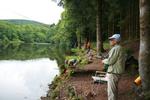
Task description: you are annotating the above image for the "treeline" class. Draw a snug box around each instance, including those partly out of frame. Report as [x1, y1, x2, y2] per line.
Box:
[0, 20, 52, 44]
[50, 0, 140, 52]
[0, 0, 140, 50]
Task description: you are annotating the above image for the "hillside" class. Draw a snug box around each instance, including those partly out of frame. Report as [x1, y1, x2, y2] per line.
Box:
[1, 19, 49, 28]
[0, 19, 51, 43]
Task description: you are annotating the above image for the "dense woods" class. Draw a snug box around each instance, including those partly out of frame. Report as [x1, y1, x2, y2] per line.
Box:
[0, 20, 51, 44]
[0, 1, 140, 48]
[0, 0, 140, 49]
[50, 0, 140, 51]
[53, 0, 150, 98]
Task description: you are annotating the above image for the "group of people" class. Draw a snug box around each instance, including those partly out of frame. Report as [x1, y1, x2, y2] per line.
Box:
[84, 41, 94, 63]
[65, 58, 80, 68]
[65, 34, 126, 100]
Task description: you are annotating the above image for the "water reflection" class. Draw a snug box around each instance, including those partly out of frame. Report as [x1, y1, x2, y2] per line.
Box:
[0, 58, 59, 100]
[0, 43, 70, 65]
[0, 43, 71, 100]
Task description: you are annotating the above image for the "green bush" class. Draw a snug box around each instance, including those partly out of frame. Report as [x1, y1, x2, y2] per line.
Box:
[67, 85, 82, 100]
[103, 42, 110, 50]
[50, 89, 59, 99]
[68, 70, 75, 76]
[124, 48, 134, 56]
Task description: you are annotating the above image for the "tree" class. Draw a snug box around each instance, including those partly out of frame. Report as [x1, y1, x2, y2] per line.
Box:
[53, 0, 140, 49]
[139, 0, 150, 99]
[52, 0, 97, 48]
[0, 20, 49, 44]
[96, 0, 104, 55]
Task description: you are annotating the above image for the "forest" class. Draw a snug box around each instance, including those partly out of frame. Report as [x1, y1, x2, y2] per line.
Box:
[50, 0, 140, 50]
[50, 0, 150, 99]
[0, 20, 51, 44]
[0, 0, 140, 48]
[0, 0, 150, 99]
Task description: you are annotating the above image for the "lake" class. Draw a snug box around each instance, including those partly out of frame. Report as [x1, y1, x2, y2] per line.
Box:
[0, 43, 69, 100]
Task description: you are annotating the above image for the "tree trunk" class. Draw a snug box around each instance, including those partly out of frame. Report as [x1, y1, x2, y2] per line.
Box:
[76, 28, 82, 49]
[96, 0, 104, 55]
[128, 0, 131, 40]
[139, 0, 150, 99]
[108, 21, 113, 36]
[112, 15, 115, 34]
[136, 0, 140, 39]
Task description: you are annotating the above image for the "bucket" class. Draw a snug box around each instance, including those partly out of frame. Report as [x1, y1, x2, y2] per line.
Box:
[134, 76, 141, 86]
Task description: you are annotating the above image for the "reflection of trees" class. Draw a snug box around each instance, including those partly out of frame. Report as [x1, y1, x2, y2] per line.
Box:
[47, 43, 71, 65]
[0, 43, 49, 60]
[0, 43, 70, 66]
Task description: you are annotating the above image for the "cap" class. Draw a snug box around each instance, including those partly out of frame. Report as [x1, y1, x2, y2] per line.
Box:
[109, 34, 121, 42]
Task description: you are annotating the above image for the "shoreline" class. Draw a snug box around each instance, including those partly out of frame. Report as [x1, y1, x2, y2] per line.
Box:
[41, 57, 137, 100]
[41, 41, 140, 100]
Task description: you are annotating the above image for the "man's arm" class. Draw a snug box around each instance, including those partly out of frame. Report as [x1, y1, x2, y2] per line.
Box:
[107, 47, 119, 65]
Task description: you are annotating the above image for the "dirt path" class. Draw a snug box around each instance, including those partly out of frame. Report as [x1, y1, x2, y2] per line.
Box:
[64, 58, 137, 100]
[41, 57, 137, 100]
[41, 41, 139, 100]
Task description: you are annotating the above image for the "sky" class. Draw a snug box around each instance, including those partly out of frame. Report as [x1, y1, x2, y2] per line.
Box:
[0, 0, 64, 24]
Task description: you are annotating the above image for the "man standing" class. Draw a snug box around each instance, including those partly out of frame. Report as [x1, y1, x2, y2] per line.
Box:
[103, 34, 125, 100]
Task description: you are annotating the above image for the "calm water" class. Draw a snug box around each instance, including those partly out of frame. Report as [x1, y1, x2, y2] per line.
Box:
[0, 58, 59, 100]
[0, 43, 69, 100]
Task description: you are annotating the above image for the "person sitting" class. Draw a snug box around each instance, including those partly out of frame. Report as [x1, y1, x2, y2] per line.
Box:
[87, 50, 94, 63]
[65, 58, 80, 67]
[85, 41, 91, 54]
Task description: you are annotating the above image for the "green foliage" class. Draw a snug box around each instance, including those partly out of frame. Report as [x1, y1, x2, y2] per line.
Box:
[50, 0, 98, 48]
[67, 85, 82, 100]
[54, 0, 139, 47]
[51, 75, 61, 90]
[60, 65, 66, 74]
[66, 48, 89, 67]
[67, 85, 76, 97]
[80, 59, 88, 66]
[50, 89, 60, 99]
[124, 48, 134, 57]
[68, 69, 75, 76]
[0, 20, 50, 44]
[103, 42, 110, 50]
